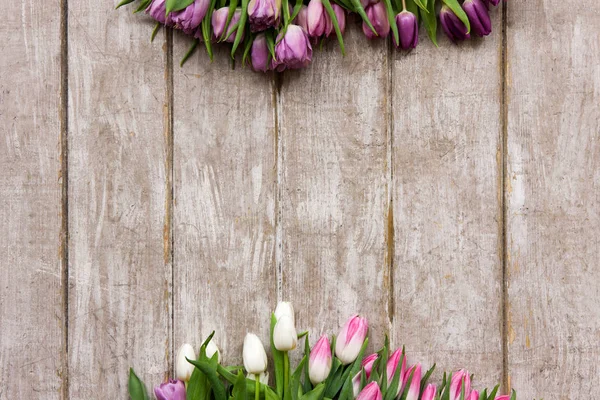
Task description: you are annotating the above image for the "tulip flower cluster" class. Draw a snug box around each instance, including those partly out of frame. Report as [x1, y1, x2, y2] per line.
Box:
[128, 302, 516, 400]
[118, 0, 504, 71]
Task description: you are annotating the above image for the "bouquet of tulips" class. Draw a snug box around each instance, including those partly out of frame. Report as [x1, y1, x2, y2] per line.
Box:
[117, 0, 503, 72]
[128, 302, 515, 400]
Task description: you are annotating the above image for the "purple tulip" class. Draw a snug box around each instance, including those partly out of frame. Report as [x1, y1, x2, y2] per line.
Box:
[146, 0, 174, 26]
[362, 2, 389, 39]
[360, 0, 378, 8]
[307, 0, 329, 37]
[394, 10, 418, 49]
[484, 0, 501, 6]
[251, 33, 271, 72]
[294, 5, 309, 32]
[248, 0, 281, 31]
[212, 7, 244, 42]
[439, 5, 470, 42]
[274, 24, 312, 71]
[325, 4, 346, 37]
[172, 0, 210, 34]
[462, 0, 491, 36]
[154, 379, 186, 400]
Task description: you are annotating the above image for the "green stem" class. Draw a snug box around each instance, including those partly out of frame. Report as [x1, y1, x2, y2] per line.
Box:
[255, 374, 261, 400]
[283, 351, 290, 400]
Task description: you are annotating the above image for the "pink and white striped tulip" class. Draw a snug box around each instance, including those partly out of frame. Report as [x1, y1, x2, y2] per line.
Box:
[421, 384, 437, 400]
[404, 364, 422, 400]
[352, 353, 379, 396]
[449, 370, 471, 400]
[309, 335, 333, 385]
[356, 382, 382, 400]
[466, 390, 479, 400]
[335, 315, 368, 365]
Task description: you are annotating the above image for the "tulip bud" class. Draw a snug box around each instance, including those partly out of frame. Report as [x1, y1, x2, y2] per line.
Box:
[352, 353, 378, 396]
[404, 364, 422, 400]
[309, 335, 332, 385]
[467, 390, 480, 400]
[243, 333, 268, 374]
[247, 371, 270, 385]
[248, 0, 281, 31]
[307, 0, 329, 37]
[175, 343, 196, 382]
[439, 5, 470, 42]
[449, 370, 471, 400]
[274, 24, 313, 70]
[274, 301, 295, 323]
[335, 315, 368, 365]
[324, 4, 346, 37]
[462, 0, 491, 36]
[251, 34, 271, 72]
[386, 348, 406, 395]
[362, 2, 390, 39]
[356, 382, 382, 400]
[146, 0, 174, 26]
[421, 384, 437, 400]
[273, 315, 298, 351]
[294, 5, 309, 32]
[172, 0, 210, 34]
[212, 7, 244, 43]
[205, 340, 221, 362]
[154, 379, 186, 400]
[394, 11, 418, 49]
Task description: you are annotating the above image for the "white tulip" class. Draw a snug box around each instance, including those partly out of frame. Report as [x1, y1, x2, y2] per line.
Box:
[205, 340, 221, 362]
[247, 371, 270, 385]
[273, 315, 297, 351]
[176, 343, 196, 382]
[274, 301, 295, 324]
[243, 333, 268, 374]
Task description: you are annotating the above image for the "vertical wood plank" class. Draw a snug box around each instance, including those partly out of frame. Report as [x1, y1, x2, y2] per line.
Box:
[0, 0, 64, 397]
[172, 39, 277, 361]
[391, 13, 504, 388]
[68, 4, 170, 397]
[279, 25, 389, 347]
[506, 1, 600, 397]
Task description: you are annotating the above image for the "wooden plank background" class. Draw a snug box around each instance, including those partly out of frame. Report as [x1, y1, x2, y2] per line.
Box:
[1, 1, 600, 399]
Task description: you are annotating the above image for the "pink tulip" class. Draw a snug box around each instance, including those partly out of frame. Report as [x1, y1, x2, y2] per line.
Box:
[172, 0, 210, 34]
[273, 24, 312, 71]
[362, 2, 389, 39]
[309, 335, 333, 385]
[154, 379, 186, 400]
[467, 390, 479, 400]
[212, 7, 243, 42]
[495, 396, 510, 400]
[356, 382, 382, 400]
[385, 348, 406, 396]
[251, 33, 270, 72]
[404, 364, 422, 400]
[248, 0, 281, 31]
[324, 4, 346, 37]
[352, 353, 379, 395]
[449, 370, 472, 400]
[335, 315, 368, 365]
[421, 384, 437, 400]
[306, 0, 329, 37]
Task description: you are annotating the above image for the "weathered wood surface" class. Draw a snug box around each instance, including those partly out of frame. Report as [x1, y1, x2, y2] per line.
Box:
[0, 0, 64, 398]
[506, 1, 600, 398]
[67, 2, 170, 398]
[172, 39, 278, 362]
[3, 0, 600, 398]
[391, 10, 504, 389]
[279, 25, 390, 351]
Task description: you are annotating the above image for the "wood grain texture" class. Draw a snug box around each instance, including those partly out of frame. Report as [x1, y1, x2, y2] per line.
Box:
[0, 0, 64, 397]
[172, 38, 277, 362]
[391, 12, 504, 389]
[506, 1, 600, 398]
[279, 24, 389, 349]
[67, 3, 170, 397]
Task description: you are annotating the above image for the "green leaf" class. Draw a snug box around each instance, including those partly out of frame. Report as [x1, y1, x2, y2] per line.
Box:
[419, 364, 436, 396]
[291, 356, 307, 400]
[166, 0, 195, 15]
[186, 358, 227, 400]
[302, 336, 312, 394]
[220, 0, 240, 41]
[487, 385, 499, 400]
[383, 0, 399, 46]
[202, 0, 217, 60]
[349, 0, 376, 35]
[187, 367, 210, 400]
[271, 314, 285, 399]
[128, 368, 148, 400]
[420, 0, 437, 46]
[459, 377, 466, 400]
[134, 0, 152, 13]
[290, 0, 304, 22]
[481, 389, 488, 400]
[321, 0, 346, 55]
[412, 0, 427, 12]
[398, 368, 415, 400]
[282, 0, 291, 26]
[116, 0, 135, 9]
[231, 0, 249, 57]
[383, 352, 403, 400]
[265, 30, 276, 60]
[233, 371, 249, 400]
[266, 387, 280, 400]
[217, 364, 238, 384]
[510, 389, 517, 400]
[441, 0, 470, 33]
[150, 22, 162, 42]
[242, 33, 254, 67]
[323, 358, 343, 398]
[180, 39, 199, 67]
[405, 0, 419, 16]
[441, 372, 452, 400]
[300, 383, 326, 400]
